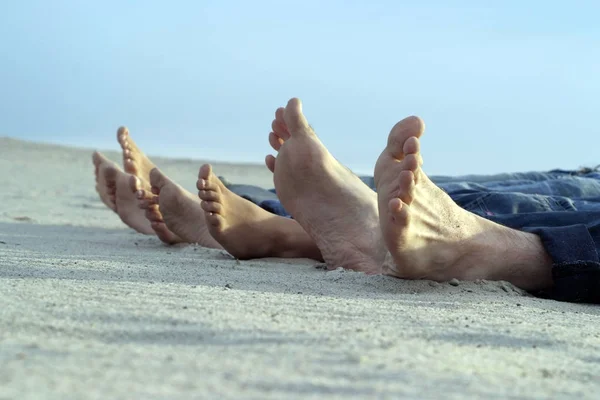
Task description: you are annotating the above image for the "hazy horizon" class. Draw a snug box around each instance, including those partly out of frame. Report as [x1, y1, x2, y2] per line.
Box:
[1, 1, 599, 176]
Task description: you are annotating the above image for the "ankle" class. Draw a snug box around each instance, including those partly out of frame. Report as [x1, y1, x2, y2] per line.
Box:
[462, 225, 554, 291]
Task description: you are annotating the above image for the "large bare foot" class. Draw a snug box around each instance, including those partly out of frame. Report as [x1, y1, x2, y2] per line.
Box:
[148, 167, 222, 248]
[197, 164, 322, 260]
[93, 151, 118, 212]
[117, 126, 156, 182]
[374, 118, 554, 290]
[266, 98, 386, 274]
[101, 164, 155, 235]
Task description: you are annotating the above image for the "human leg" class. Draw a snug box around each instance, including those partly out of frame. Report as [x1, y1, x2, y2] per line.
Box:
[373, 118, 600, 303]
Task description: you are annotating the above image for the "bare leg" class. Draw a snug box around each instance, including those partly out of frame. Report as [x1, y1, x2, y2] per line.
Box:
[374, 117, 554, 291]
[197, 164, 322, 260]
[266, 98, 397, 274]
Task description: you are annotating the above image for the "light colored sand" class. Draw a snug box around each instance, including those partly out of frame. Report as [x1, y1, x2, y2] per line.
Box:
[1, 137, 599, 399]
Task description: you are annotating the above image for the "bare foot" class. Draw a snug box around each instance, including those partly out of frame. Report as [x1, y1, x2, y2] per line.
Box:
[266, 98, 386, 274]
[129, 176, 183, 244]
[96, 162, 154, 234]
[148, 167, 222, 248]
[374, 117, 554, 290]
[197, 164, 322, 260]
[117, 126, 156, 181]
[93, 151, 118, 211]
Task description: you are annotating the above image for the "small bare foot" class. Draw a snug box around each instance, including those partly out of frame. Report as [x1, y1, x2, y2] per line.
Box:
[266, 98, 385, 274]
[102, 164, 154, 235]
[197, 164, 322, 260]
[93, 151, 118, 211]
[117, 126, 156, 181]
[374, 117, 554, 290]
[131, 176, 185, 244]
[149, 167, 222, 248]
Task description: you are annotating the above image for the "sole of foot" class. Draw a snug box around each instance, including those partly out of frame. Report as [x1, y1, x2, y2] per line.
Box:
[266, 98, 385, 274]
[148, 167, 222, 248]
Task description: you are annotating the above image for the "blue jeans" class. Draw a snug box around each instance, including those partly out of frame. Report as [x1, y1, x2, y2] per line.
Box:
[224, 168, 600, 304]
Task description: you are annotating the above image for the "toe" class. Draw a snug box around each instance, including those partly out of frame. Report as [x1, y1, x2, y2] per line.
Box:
[388, 198, 410, 226]
[201, 200, 222, 214]
[386, 116, 425, 160]
[198, 164, 212, 181]
[150, 221, 181, 245]
[402, 154, 420, 172]
[138, 198, 151, 209]
[398, 170, 416, 205]
[205, 212, 224, 228]
[274, 108, 290, 139]
[124, 158, 138, 174]
[136, 188, 157, 208]
[198, 189, 220, 202]
[149, 168, 169, 190]
[129, 175, 142, 192]
[145, 206, 164, 222]
[265, 155, 276, 173]
[403, 136, 420, 155]
[268, 132, 284, 151]
[283, 98, 311, 136]
[197, 165, 218, 192]
[92, 151, 109, 168]
[117, 126, 129, 147]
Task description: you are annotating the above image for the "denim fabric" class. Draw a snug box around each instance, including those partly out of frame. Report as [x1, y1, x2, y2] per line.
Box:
[227, 169, 600, 304]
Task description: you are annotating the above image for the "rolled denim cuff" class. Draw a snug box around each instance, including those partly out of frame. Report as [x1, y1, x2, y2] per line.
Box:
[527, 225, 600, 303]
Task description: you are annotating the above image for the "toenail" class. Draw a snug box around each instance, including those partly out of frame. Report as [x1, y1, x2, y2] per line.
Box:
[136, 190, 143, 198]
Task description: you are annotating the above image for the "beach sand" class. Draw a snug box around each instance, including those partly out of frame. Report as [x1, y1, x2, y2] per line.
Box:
[1, 137, 599, 399]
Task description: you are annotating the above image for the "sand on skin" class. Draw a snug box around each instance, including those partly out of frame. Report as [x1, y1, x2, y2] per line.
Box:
[1, 137, 599, 399]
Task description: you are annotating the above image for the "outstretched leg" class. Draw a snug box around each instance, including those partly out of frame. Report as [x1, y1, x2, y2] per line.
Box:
[266, 98, 390, 274]
[373, 118, 554, 290]
[197, 164, 322, 260]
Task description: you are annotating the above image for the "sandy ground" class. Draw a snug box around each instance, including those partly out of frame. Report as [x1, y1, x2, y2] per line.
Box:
[1, 137, 599, 399]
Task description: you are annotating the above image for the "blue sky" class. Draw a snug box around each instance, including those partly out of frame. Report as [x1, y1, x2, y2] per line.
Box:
[1, 0, 599, 175]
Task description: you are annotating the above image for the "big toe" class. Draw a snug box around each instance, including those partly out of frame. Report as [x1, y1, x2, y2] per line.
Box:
[197, 164, 223, 196]
[386, 116, 425, 160]
[283, 98, 311, 135]
[149, 168, 169, 190]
